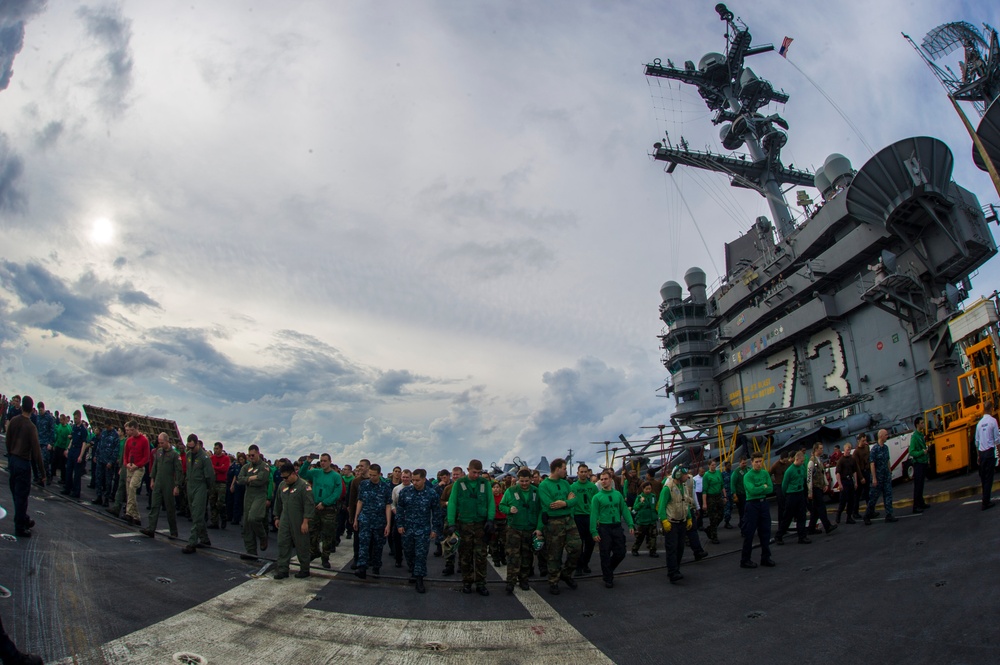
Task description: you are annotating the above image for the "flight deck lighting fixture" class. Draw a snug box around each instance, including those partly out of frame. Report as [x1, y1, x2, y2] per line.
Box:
[715, 4, 734, 22]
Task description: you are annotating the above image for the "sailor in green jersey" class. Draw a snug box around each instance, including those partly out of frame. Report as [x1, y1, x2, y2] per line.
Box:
[300, 453, 343, 569]
[339, 464, 354, 542]
[740, 451, 775, 569]
[273, 462, 316, 579]
[775, 450, 811, 545]
[630, 482, 659, 557]
[909, 416, 930, 512]
[701, 460, 725, 543]
[53, 413, 71, 483]
[141, 432, 182, 539]
[658, 466, 694, 583]
[182, 434, 215, 554]
[237, 444, 271, 560]
[498, 468, 542, 594]
[590, 469, 634, 588]
[569, 465, 599, 576]
[537, 458, 581, 595]
[446, 459, 494, 596]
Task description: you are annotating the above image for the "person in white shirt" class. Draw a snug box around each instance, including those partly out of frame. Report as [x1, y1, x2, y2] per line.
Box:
[391, 470, 412, 565]
[975, 402, 998, 510]
[692, 467, 704, 529]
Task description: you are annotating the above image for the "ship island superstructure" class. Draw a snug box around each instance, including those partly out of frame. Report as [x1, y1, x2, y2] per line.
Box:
[650, 5, 999, 444]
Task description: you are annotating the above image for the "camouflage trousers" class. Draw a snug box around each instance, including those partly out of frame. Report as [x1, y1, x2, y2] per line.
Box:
[505, 528, 534, 583]
[356, 519, 387, 570]
[489, 520, 507, 565]
[209, 480, 227, 527]
[632, 523, 658, 554]
[458, 521, 488, 585]
[309, 506, 338, 562]
[402, 524, 431, 577]
[706, 493, 724, 540]
[443, 527, 458, 564]
[866, 472, 894, 518]
[544, 516, 581, 584]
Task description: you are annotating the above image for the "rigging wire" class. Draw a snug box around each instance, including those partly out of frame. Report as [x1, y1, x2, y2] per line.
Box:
[686, 169, 752, 232]
[666, 175, 721, 278]
[783, 57, 876, 157]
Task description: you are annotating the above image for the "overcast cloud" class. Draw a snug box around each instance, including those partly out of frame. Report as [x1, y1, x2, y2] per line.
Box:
[0, 1, 997, 469]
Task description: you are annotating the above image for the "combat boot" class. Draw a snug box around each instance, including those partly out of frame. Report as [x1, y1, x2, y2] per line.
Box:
[442, 562, 455, 576]
[140, 528, 155, 538]
[505, 582, 515, 595]
[415, 577, 426, 594]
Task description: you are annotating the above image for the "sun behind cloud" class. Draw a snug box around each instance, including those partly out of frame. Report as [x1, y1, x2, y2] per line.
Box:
[89, 217, 115, 245]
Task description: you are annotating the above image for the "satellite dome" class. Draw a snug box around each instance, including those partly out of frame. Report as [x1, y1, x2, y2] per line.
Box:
[814, 166, 832, 197]
[684, 267, 707, 289]
[823, 153, 854, 188]
[660, 280, 683, 303]
[698, 52, 725, 72]
[719, 123, 743, 150]
[685, 267, 708, 304]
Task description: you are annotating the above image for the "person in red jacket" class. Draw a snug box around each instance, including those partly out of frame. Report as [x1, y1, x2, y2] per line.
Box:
[209, 442, 231, 529]
[123, 421, 151, 526]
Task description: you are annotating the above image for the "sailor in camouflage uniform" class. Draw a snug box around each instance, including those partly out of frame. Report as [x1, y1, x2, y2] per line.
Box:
[446, 459, 494, 596]
[395, 468, 442, 593]
[93, 425, 120, 506]
[273, 462, 316, 579]
[498, 468, 541, 594]
[353, 463, 393, 578]
[864, 429, 898, 525]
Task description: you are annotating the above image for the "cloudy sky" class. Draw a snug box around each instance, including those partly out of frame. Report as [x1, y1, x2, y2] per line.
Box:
[1, 0, 997, 470]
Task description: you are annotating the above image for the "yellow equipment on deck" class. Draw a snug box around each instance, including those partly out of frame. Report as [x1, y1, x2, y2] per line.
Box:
[924, 298, 1000, 474]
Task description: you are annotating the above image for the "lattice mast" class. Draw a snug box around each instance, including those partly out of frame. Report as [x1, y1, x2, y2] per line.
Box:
[644, 4, 812, 242]
[913, 21, 1000, 115]
[905, 20, 1000, 196]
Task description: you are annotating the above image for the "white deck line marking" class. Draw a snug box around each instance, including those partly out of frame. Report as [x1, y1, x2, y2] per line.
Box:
[107, 532, 136, 538]
[66, 544, 612, 664]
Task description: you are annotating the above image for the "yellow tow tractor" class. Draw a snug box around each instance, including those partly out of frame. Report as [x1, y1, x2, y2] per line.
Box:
[923, 297, 1000, 475]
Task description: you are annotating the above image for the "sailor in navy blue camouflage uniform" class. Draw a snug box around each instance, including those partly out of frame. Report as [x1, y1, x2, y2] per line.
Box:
[353, 463, 393, 578]
[93, 426, 120, 506]
[395, 468, 442, 593]
[864, 429, 898, 525]
[721, 462, 734, 528]
[34, 403, 56, 481]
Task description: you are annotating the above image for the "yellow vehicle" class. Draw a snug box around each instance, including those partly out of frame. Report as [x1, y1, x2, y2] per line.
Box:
[924, 298, 1000, 474]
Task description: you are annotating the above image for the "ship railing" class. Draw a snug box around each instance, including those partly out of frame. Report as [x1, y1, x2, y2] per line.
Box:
[923, 402, 958, 435]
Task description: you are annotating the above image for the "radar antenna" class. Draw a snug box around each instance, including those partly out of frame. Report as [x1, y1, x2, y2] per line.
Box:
[905, 23, 1000, 195]
[644, 4, 812, 241]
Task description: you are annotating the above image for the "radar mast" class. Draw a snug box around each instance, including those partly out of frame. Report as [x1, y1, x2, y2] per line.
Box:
[644, 3, 812, 241]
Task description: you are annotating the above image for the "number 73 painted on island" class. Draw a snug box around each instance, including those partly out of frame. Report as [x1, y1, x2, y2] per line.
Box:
[765, 328, 850, 408]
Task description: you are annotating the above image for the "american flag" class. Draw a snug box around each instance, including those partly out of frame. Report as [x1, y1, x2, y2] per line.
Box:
[779, 36, 793, 58]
